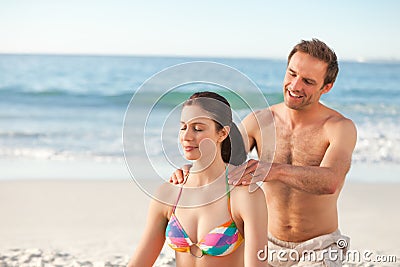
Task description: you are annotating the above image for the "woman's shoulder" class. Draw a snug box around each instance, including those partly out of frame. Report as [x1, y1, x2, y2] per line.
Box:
[145, 182, 183, 219]
[230, 185, 267, 211]
[229, 185, 267, 231]
[230, 183, 264, 196]
[153, 182, 182, 206]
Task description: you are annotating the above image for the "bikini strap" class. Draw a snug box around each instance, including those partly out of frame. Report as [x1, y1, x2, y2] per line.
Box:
[172, 185, 184, 213]
[225, 165, 233, 215]
[172, 173, 189, 213]
[173, 170, 232, 214]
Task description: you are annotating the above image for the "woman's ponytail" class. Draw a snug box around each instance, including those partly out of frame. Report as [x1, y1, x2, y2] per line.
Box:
[221, 122, 246, 166]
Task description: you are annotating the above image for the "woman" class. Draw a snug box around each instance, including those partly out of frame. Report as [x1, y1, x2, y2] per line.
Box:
[128, 91, 268, 266]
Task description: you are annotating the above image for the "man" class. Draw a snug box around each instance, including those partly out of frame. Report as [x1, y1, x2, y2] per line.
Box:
[171, 39, 357, 266]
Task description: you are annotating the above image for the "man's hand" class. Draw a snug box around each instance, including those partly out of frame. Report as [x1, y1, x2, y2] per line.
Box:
[169, 164, 191, 184]
[228, 159, 272, 185]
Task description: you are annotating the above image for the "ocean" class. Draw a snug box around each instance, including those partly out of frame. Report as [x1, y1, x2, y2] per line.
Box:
[0, 54, 399, 181]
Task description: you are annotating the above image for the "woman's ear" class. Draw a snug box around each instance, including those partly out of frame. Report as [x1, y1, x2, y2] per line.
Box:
[218, 126, 230, 143]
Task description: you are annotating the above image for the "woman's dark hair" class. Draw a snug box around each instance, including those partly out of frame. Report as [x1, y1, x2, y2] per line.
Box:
[183, 91, 246, 166]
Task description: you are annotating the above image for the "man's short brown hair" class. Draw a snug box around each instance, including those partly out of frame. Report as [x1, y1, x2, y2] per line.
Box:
[288, 39, 339, 86]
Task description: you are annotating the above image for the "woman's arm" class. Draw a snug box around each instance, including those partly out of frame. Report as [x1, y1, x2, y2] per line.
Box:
[234, 187, 269, 266]
[127, 196, 169, 267]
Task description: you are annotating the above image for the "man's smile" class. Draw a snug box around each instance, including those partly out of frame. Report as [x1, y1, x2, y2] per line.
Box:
[287, 88, 304, 99]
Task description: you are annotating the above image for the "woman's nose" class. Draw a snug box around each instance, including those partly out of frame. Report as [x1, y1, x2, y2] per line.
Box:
[182, 128, 193, 140]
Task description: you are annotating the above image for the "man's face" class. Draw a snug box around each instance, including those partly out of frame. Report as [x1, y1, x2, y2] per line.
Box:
[283, 52, 331, 110]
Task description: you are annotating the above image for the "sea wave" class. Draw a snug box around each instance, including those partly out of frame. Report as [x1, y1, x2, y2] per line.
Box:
[1, 119, 400, 165]
[0, 54, 399, 169]
[0, 87, 283, 109]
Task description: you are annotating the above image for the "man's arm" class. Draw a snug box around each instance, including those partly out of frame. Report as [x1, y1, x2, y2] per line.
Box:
[270, 118, 357, 194]
[238, 111, 259, 154]
[239, 108, 275, 158]
[229, 118, 357, 195]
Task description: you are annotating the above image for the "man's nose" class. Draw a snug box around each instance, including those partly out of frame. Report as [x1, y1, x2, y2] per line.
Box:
[290, 77, 302, 91]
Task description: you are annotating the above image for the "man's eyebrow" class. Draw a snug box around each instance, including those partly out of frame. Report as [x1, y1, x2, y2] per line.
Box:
[288, 68, 317, 84]
[303, 77, 317, 84]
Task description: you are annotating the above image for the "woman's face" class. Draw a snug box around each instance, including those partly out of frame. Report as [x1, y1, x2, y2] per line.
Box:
[180, 105, 227, 162]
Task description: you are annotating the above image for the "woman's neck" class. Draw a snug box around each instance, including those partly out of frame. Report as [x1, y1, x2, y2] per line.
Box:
[188, 158, 227, 186]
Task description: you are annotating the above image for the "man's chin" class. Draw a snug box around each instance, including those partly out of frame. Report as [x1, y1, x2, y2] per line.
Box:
[284, 99, 302, 110]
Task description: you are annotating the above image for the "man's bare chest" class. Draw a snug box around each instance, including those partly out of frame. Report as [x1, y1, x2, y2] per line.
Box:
[271, 125, 329, 166]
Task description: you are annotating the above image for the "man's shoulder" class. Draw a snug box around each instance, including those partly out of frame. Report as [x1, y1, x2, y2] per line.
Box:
[322, 106, 357, 137]
[322, 105, 355, 128]
[267, 102, 285, 113]
[251, 102, 283, 113]
[320, 106, 357, 153]
[250, 103, 283, 121]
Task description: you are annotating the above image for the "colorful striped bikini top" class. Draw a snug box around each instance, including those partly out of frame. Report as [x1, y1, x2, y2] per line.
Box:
[165, 168, 244, 257]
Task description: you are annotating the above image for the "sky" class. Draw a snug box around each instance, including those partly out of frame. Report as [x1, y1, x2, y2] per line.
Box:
[0, 0, 399, 61]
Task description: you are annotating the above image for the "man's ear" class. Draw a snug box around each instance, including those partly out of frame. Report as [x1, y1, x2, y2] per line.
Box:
[218, 126, 230, 143]
[321, 83, 333, 95]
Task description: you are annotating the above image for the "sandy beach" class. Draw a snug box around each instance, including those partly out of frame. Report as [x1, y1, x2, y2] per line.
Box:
[0, 178, 176, 267]
[0, 173, 399, 267]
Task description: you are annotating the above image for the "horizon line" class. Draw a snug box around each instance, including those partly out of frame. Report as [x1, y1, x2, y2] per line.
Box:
[0, 51, 399, 64]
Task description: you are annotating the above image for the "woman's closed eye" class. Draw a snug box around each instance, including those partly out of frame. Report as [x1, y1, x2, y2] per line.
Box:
[180, 127, 203, 132]
[180, 123, 204, 132]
